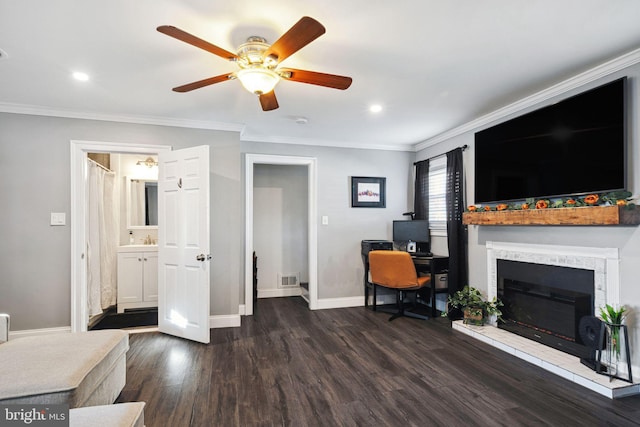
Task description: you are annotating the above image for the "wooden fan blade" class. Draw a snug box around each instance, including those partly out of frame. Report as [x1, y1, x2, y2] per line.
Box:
[172, 73, 234, 92]
[263, 17, 325, 63]
[259, 91, 279, 111]
[157, 25, 238, 61]
[280, 68, 352, 90]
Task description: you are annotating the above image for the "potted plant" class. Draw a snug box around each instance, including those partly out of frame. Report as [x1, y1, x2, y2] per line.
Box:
[599, 304, 627, 357]
[598, 304, 633, 382]
[442, 286, 503, 326]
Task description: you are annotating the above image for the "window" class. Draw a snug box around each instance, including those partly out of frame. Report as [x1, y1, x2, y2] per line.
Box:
[428, 156, 447, 235]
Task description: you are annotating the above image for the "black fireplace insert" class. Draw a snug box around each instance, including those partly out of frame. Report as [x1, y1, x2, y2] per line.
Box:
[497, 259, 594, 359]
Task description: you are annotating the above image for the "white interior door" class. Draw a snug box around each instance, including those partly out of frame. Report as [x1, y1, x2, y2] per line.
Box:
[158, 145, 210, 344]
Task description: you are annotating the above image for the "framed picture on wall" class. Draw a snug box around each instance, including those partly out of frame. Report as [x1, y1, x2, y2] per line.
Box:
[351, 176, 386, 208]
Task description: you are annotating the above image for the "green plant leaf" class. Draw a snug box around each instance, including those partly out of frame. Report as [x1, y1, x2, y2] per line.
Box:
[600, 304, 626, 324]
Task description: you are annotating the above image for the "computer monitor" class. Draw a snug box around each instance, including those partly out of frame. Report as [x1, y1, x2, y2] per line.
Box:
[392, 220, 430, 254]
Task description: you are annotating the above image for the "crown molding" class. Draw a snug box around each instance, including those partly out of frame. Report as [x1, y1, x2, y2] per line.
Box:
[0, 101, 412, 151]
[240, 132, 415, 152]
[0, 102, 245, 133]
[414, 47, 640, 152]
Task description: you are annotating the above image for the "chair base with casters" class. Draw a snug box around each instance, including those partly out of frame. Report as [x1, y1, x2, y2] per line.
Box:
[387, 288, 429, 321]
[368, 250, 431, 321]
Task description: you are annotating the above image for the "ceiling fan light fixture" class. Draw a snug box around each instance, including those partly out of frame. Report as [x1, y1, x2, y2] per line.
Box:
[237, 68, 280, 95]
[158, 17, 351, 111]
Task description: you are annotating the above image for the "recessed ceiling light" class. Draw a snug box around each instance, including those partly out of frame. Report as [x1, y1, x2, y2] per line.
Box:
[369, 104, 383, 113]
[72, 71, 90, 82]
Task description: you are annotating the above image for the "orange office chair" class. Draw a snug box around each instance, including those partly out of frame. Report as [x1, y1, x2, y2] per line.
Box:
[368, 250, 431, 321]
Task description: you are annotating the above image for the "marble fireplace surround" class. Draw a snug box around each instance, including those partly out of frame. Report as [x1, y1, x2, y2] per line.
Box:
[486, 241, 620, 311]
[452, 241, 640, 398]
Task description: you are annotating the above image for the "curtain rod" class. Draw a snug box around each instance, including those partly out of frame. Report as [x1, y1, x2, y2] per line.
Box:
[413, 145, 468, 165]
[87, 157, 114, 173]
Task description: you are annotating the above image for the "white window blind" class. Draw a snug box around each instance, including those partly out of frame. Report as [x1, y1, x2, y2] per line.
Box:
[429, 156, 447, 234]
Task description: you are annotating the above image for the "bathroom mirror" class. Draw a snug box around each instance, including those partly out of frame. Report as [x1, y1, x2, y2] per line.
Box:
[126, 177, 158, 229]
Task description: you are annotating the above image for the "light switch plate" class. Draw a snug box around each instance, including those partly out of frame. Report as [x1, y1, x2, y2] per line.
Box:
[321, 216, 329, 225]
[50, 212, 66, 226]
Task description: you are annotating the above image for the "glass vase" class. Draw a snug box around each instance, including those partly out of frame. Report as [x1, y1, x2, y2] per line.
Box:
[597, 322, 633, 383]
[603, 323, 621, 377]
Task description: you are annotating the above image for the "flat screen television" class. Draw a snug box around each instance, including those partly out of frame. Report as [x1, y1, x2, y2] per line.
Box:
[474, 77, 627, 204]
[393, 220, 430, 254]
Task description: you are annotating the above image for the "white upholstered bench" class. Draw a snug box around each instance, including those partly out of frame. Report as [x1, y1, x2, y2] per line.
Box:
[0, 329, 129, 407]
[70, 402, 145, 427]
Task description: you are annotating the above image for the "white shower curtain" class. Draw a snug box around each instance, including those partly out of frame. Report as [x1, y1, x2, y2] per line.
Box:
[87, 160, 118, 317]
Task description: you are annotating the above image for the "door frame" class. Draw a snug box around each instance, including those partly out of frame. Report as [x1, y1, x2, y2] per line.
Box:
[70, 140, 171, 332]
[244, 154, 318, 314]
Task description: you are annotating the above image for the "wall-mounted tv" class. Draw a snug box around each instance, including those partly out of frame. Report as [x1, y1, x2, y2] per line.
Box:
[474, 77, 627, 204]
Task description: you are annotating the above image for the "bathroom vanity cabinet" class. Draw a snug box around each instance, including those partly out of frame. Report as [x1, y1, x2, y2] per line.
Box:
[117, 245, 158, 313]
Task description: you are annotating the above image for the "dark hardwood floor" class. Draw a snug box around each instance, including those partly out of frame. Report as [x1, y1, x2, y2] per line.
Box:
[117, 297, 640, 426]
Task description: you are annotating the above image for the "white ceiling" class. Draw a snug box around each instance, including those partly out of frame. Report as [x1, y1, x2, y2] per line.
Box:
[2, 1, 640, 151]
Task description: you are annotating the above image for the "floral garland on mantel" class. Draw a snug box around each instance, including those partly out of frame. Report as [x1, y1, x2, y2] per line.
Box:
[467, 191, 637, 212]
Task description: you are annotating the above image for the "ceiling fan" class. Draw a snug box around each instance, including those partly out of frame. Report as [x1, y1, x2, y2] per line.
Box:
[157, 16, 353, 111]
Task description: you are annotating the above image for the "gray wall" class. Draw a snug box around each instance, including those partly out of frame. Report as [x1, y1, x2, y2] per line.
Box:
[415, 64, 640, 372]
[0, 113, 242, 330]
[0, 112, 414, 331]
[242, 141, 415, 301]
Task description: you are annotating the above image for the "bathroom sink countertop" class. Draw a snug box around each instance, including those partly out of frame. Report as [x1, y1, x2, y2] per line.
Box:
[118, 244, 158, 252]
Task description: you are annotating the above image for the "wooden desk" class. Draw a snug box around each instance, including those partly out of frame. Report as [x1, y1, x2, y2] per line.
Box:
[412, 255, 449, 317]
[362, 248, 449, 317]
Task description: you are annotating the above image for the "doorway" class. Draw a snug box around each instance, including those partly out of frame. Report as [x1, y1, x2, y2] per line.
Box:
[244, 154, 318, 315]
[70, 140, 171, 332]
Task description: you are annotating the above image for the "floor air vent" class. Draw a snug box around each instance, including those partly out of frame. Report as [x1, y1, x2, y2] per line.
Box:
[278, 273, 300, 288]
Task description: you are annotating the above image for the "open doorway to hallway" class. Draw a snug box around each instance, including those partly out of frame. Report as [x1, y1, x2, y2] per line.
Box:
[253, 164, 309, 304]
[244, 154, 318, 316]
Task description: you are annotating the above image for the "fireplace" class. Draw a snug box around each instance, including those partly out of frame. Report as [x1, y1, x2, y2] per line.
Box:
[486, 241, 621, 355]
[497, 259, 594, 359]
[452, 242, 638, 398]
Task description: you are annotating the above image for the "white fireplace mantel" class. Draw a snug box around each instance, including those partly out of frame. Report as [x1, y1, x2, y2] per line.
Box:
[453, 241, 639, 398]
[486, 241, 620, 311]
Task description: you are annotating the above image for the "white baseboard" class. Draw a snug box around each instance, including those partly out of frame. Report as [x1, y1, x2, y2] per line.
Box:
[238, 295, 392, 314]
[258, 287, 302, 298]
[314, 295, 401, 310]
[315, 293, 447, 312]
[209, 314, 241, 329]
[9, 326, 71, 340]
[315, 296, 364, 310]
[238, 293, 442, 315]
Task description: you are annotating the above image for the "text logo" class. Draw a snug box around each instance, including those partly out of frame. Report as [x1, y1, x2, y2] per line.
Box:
[0, 405, 68, 426]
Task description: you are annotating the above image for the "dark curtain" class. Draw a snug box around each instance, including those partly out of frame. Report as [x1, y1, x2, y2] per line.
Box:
[413, 159, 429, 220]
[446, 148, 467, 298]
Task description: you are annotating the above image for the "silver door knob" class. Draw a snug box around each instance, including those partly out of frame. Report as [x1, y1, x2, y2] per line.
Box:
[196, 254, 212, 261]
